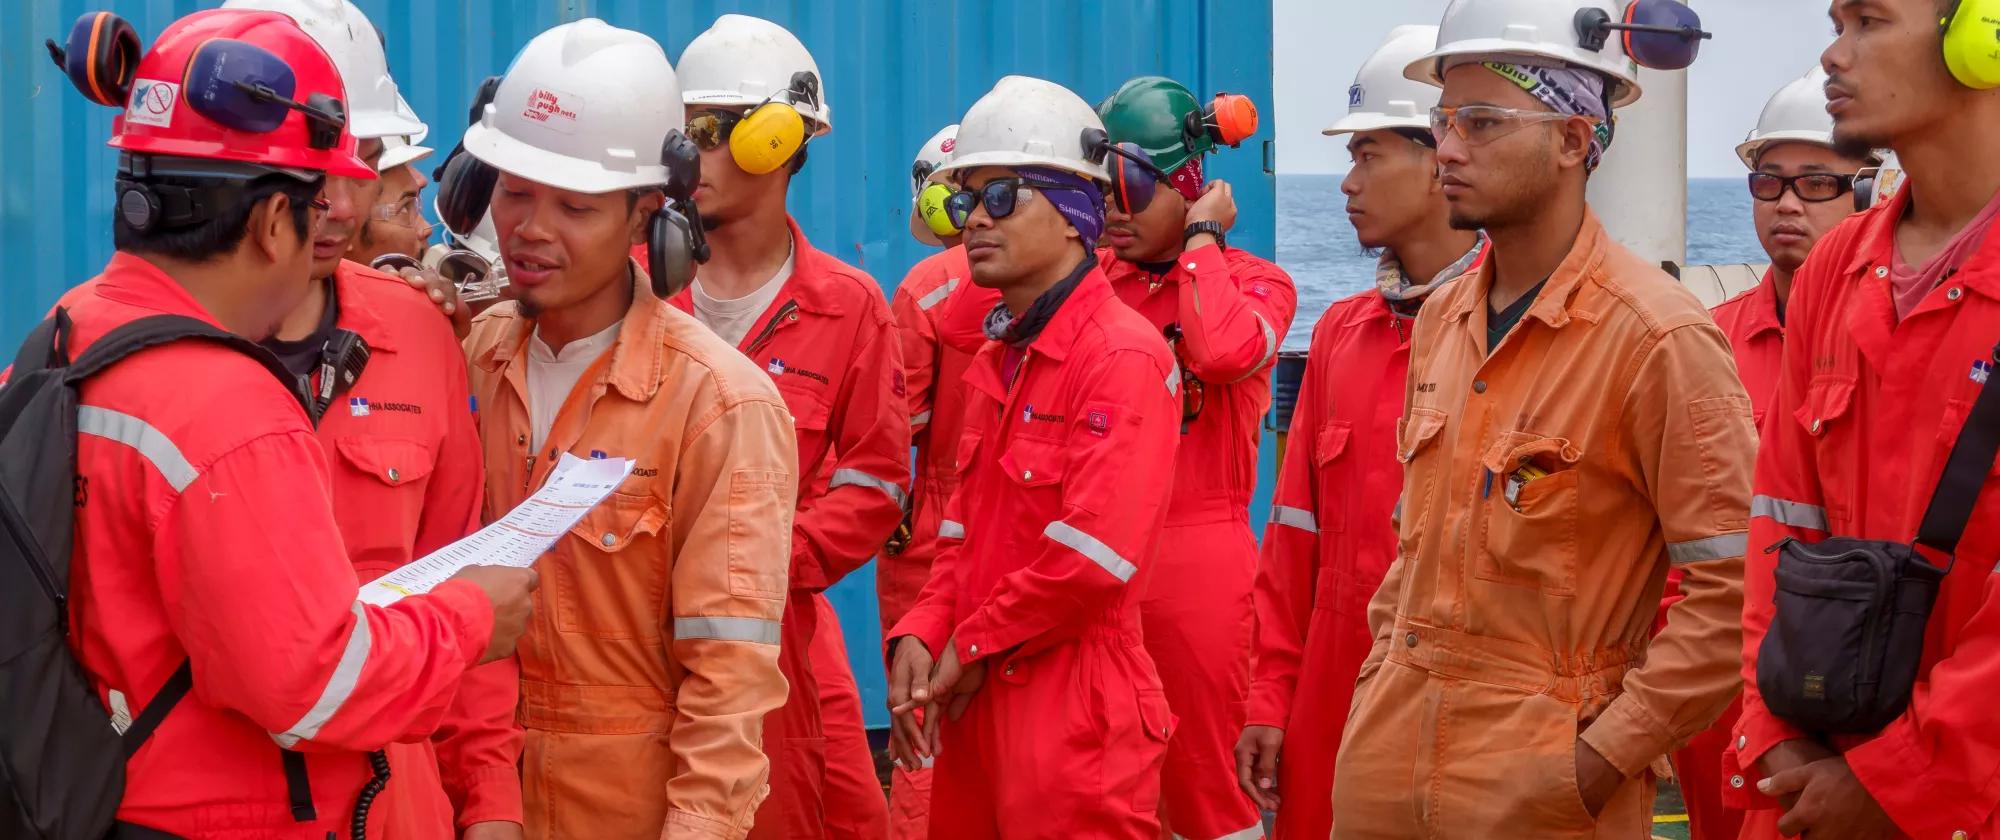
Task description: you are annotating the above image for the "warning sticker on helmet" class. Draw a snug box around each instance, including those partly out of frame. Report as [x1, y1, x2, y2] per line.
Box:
[523, 87, 583, 134]
[126, 79, 179, 129]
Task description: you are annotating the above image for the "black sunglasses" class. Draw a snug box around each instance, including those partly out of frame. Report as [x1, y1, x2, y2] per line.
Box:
[944, 178, 1086, 228]
[1749, 172, 1856, 204]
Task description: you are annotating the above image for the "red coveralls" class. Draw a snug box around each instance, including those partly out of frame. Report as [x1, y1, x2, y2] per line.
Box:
[1248, 290, 1411, 840]
[882, 244, 1001, 838]
[889, 265, 1183, 839]
[1730, 188, 2000, 839]
[58, 253, 495, 837]
[1104, 243, 1296, 840]
[664, 217, 908, 840]
[309, 262, 521, 836]
[1652, 274, 1780, 840]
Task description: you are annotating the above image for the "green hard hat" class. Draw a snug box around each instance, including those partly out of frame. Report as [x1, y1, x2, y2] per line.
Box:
[1097, 76, 1211, 174]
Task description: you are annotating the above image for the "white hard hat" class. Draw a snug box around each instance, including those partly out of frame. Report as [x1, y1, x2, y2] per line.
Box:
[461, 19, 686, 194]
[678, 14, 832, 134]
[909, 124, 958, 245]
[220, 0, 425, 139]
[933, 76, 1111, 185]
[1735, 66, 1865, 169]
[1407, 0, 1643, 108]
[377, 135, 433, 172]
[1326, 26, 1442, 136]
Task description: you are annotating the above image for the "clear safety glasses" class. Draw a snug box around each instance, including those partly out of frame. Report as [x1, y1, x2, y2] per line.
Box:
[1428, 105, 1596, 148]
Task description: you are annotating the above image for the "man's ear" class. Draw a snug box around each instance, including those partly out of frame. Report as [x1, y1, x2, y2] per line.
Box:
[628, 190, 665, 246]
[248, 191, 295, 263]
[1555, 116, 1595, 172]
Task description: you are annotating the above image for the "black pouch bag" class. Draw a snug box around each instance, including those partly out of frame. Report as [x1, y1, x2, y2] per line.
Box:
[1757, 341, 2000, 735]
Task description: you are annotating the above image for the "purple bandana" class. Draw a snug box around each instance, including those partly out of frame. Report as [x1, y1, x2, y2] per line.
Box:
[1477, 61, 1617, 172]
[1018, 166, 1105, 248]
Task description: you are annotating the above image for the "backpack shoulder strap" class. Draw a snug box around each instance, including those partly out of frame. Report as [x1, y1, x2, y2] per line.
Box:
[120, 660, 190, 758]
[66, 315, 309, 412]
[1918, 340, 2000, 557]
[9, 309, 75, 374]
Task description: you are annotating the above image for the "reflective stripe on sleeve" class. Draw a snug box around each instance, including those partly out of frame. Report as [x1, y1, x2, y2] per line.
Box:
[1043, 521, 1138, 582]
[1229, 313, 1280, 383]
[939, 520, 966, 540]
[674, 616, 782, 645]
[1751, 495, 1829, 532]
[1271, 505, 1318, 534]
[78, 405, 198, 492]
[829, 468, 910, 508]
[272, 602, 372, 748]
[1667, 532, 1749, 565]
[917, 278, 959, 311]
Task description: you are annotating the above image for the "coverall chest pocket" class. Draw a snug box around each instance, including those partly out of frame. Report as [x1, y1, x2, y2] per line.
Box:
[1477, 431, 1584, 596]
[1396, 408, 1450, 555]
[1313, 421, 1353, 535]
[555, 491, 671, 640]
[334, 437, 437, 574]
[777, 378, 832, 460]
[998, 434, 1066, 522]
[1795, 375, 1856, 526]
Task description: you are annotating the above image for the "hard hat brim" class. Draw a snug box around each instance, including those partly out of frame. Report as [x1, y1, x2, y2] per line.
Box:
[463, 121, 669, 194]
[1404, 44, 1642, 109]
[1323, 112, 1430, 137]
[1734, 131, 1838, 170]
[349, 109, 429, 142]
[377, 142, 434, 172]
[933, 151, 1109, 185]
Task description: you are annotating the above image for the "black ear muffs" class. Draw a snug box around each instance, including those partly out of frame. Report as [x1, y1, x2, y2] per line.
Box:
[47, 11, 141, 107]
[649, 129, 711, 299]
[432, 75, 502, 184]
[435, 149, 498, 241]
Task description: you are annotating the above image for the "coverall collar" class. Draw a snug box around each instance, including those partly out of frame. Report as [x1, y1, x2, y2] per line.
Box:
[330, 260, 400, 355]
[773, 216, 852, 318]
[91, 251, 232, 327]
[1440, 209, 1610, 333]
[474, 258, 666, 402]
[1736, 269, 1785, 342]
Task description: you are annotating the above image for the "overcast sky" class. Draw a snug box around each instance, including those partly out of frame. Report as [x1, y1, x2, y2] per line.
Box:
[1275, 0, 1835, 177]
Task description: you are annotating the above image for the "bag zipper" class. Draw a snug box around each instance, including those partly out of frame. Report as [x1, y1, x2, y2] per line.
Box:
[0, 487, 64, 616]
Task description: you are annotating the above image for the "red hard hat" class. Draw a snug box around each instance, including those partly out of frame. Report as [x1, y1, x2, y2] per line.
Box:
[110, 9, 373, 179]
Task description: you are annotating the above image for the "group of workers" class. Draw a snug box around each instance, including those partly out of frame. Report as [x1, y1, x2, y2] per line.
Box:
[10, 0, 2000, 837]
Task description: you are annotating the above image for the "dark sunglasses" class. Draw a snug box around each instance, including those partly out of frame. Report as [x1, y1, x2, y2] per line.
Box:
[944, 178, 1086, 228]
[1105, 142, 1173, 213]
[184, 38, 347, 149]
[1748, 172, 1856, 203]
[685, 109, 746, 152]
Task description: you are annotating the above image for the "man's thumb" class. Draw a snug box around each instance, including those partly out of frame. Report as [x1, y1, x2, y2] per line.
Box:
[1757, 767, 1809, 797]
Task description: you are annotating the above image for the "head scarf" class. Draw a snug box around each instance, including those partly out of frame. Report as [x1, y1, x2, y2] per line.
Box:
[1167, 156, 1205, 203]
[1017, 166, 1105, 249]
[1377, 230, 1487, 313]
[1476, 60, 1616, 172]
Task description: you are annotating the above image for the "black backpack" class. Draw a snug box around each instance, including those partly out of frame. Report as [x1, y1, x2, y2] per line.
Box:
[0, 309, 306, 839]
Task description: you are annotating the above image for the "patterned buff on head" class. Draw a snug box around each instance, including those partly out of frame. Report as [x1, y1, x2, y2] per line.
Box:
[1018, 166, 1106, 249]
[1478, 61, 1617, 172]
[1168, 156, 1205, 203]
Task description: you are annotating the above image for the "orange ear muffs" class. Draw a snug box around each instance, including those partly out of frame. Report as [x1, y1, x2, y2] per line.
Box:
[1202, 93, 1260, 148]
[47, 11, 141, 107]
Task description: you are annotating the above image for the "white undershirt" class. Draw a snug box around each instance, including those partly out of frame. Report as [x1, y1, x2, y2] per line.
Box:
[524, 321, 621, 451]
[691, 237, 795, 348]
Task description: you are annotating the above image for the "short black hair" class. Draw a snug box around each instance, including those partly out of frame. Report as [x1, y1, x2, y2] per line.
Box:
[114, 174, 321, 262]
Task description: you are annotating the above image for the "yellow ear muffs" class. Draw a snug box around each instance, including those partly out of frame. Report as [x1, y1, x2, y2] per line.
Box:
[1942, 0, 2000, 89]
[728, 101, 807, 176]
[918, 182, 959, 238]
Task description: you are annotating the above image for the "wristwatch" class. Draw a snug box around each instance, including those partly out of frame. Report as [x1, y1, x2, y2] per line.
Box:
[1183, 221, 1226, 250]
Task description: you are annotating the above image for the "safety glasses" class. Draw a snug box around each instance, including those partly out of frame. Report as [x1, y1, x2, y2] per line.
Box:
[370, 249, 508, 302]
[685, 109, 746, 152]
[1748, 172, 1856, 204]
[368, 195, 424, 228]
[1429, 105, 1593, 148]
[945, 178, 1085, 228]
[183, 38, 347, 149]
[1105, 142, 1173, 214]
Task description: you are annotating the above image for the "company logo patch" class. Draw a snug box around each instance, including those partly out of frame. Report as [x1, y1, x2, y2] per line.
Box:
[1248, 283, 1271, 300]
[1087, 409, 1112, 437]
[367, 401, 423, 415]
[940, 137, 956, 153]
[349, 397, 370, 417]
[768, 357, 787, 375]
[892, 369, 907, 398]
[523, 87, 582, 134]
[1023, 404, 1034, 424]
[1348, 84, 1364, 108]
[127, 79, 179, 128]
[1974, 359, 1994, 385]
[590, 450, 609, 460]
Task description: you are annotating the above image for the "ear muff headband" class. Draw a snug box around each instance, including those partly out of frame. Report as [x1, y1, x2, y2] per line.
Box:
[47, 11, 141, 107]
[918, 182, 959, 237]
[726, 71, 820, 176]
[433, 76, 505, 236]
[1942, 0, 2000, 89]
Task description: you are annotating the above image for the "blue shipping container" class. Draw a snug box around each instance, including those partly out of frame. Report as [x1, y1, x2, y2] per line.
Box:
[0, 0, 1275, 727]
